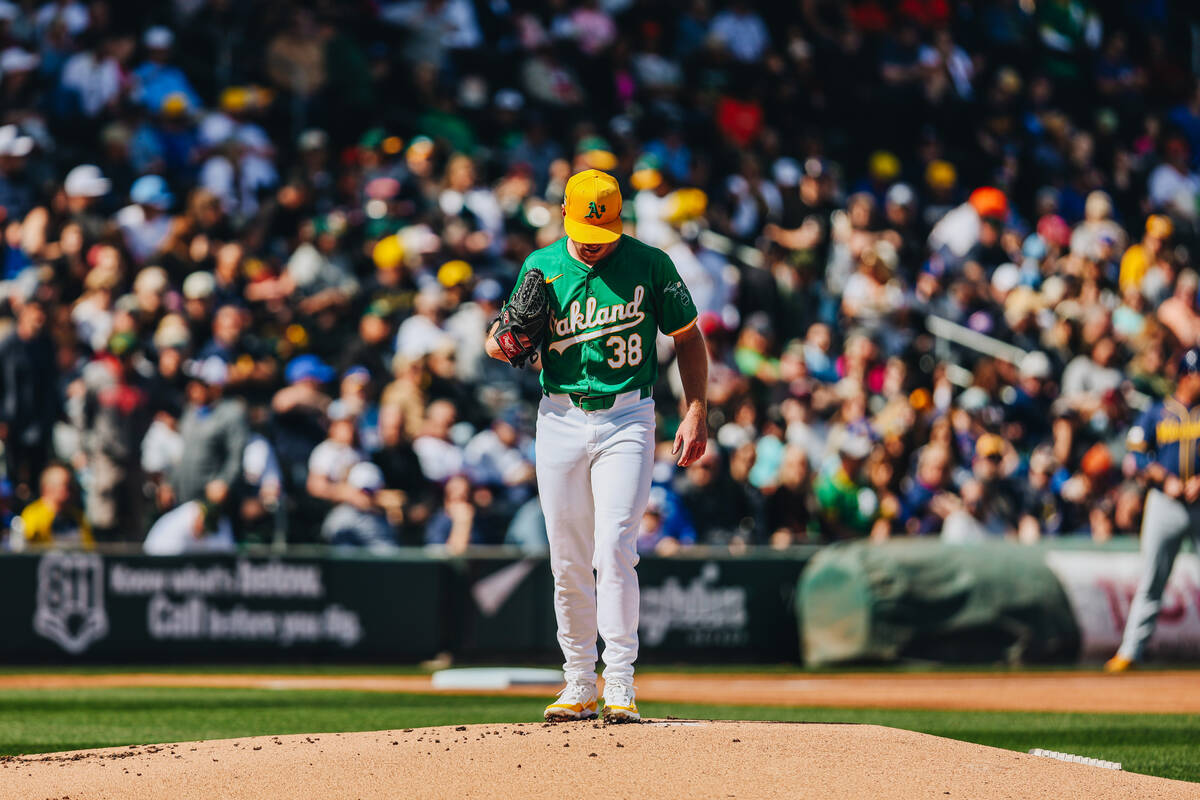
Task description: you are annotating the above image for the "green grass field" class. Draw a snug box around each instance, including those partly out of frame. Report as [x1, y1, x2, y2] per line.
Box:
[1, 687, 1196, 784]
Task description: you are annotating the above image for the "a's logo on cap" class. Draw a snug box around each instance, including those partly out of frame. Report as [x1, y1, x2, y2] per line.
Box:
[563, 169, 623, 244]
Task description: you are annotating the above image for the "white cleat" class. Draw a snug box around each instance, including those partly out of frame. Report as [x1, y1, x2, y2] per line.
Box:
[602, 680, 640, 724]
[544, 682, 599, 722]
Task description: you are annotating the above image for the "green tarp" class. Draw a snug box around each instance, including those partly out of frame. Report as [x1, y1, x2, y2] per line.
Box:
[799, 541, 1081, 666]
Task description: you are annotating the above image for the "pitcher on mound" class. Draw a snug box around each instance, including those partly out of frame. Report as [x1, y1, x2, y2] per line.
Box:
[486, 169, 709, 723]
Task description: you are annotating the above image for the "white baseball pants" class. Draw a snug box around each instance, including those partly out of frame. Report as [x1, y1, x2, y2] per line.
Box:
[535, 390, 655, 687]
[1117, 488, 1200, 660]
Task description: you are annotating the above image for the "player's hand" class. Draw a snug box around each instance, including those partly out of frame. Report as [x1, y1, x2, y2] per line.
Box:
[673, 403, 708, 467]
[1145, 463, 1168, 485]
[484, 321, 533, 363]
[1184, 476, 1200, 503]
[1163, 474, 1184, 499]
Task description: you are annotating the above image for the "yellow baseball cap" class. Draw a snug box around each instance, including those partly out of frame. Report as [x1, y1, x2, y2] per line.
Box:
[437, 259, 473, 287]
[869, 150, 900, 182]
[975, 434, 1005, 458]
[926, 159, 957, 190]
[372, 234, 405, 271]
[220, 87, 249, 113]
[1146, 214, 1173, 239]
[160, 91, 189, 117]
[563, 169, 623, 244]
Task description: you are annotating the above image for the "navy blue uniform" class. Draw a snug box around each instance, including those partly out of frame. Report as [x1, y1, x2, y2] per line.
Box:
[1126, 398, 1200, 480]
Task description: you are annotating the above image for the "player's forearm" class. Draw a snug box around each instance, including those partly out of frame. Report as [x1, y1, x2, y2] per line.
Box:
[674, 326, 708, 414]
[485, 320, 506, 362]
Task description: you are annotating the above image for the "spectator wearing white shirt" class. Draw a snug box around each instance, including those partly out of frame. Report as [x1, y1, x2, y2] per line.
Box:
[238, 434, 284, 541]
[196, 89, 279, 214]
[35, 0, 88, 38]
[1069, 191, 1127, 258]
[634, 36, 683, 92]
[1061, 336, 1123, 411]
[396, 285, 451, 360]
[70, 248, 120, 352]
[118, 174, 174, 264]
[841, 241, 906, 326]
[306, 404, 367, 507]
[631, 156, 674, 249]
[631, 161, 726, 315]
[320, 461, 398, 552]
[464, 412, 534, 496]
[413, 399, 465, 483]
[708, 1, 769, 64]
[381, 0, 482, 65]
[59, 34, 121, 118]
[1148, 136, 1200, 220]
[445, 278, 502, 384]
[918, 29, 974, 101]
[783, 383, 830, 469]
[439, 155, 504, 256]
[62, 164, 111, 241]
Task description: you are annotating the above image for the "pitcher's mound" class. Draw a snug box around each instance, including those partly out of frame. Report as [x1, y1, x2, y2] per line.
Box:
[1, 721, 1193, 800]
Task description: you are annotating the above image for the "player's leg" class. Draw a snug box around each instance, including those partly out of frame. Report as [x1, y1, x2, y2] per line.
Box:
[535, 395, 600, 719]
[588, 396, 655, 721]
[1112, 488, 1189, 666]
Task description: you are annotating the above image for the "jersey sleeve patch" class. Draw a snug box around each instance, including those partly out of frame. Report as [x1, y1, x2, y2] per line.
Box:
[655, 252, 697, 335]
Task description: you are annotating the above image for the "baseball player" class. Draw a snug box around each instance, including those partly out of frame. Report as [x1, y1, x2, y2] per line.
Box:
[486, 169, 709, 722]
[1106, 347, 1200, 672]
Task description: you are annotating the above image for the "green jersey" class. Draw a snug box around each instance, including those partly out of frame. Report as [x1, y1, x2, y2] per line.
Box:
[513, 235, 697, 395]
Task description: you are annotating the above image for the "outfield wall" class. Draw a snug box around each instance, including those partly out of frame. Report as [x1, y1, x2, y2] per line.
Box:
[4, 541, 1198, 665]
[0, 550, 810, 663]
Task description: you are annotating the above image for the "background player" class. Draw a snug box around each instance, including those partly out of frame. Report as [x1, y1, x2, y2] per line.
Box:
[1106, 347, 1200, 672]
[486, 169, 708, 722]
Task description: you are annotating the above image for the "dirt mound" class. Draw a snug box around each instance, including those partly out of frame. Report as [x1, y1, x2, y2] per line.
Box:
[0, 721, 1193, 800]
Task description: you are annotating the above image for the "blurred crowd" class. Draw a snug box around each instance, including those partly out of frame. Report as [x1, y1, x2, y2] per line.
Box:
[1, 0, 1199, 555]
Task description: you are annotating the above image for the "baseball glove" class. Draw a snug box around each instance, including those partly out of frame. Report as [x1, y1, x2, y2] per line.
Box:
[492, 268, 549, 367]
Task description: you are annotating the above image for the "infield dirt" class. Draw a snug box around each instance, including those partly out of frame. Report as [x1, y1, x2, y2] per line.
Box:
[0, 670, 1196, 713]
[2, 720, 1195, 800]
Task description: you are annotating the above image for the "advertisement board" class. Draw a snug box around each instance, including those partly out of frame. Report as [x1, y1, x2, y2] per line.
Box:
[2, 551, 811, 664]
[1044, 551, 1200, 661]
[7, 552, 444, 662]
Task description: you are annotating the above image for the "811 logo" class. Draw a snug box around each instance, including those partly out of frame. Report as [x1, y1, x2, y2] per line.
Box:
[33, 551, 109, 654]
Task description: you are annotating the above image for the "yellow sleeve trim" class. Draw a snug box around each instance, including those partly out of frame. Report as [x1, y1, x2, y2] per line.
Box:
[666, 317, 698, 337]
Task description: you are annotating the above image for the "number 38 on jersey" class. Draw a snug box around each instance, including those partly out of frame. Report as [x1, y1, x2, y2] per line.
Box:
[605, 333, 643, 368]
